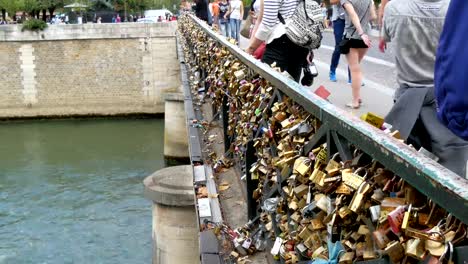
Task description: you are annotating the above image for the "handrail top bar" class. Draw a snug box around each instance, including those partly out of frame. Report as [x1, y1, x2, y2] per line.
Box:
[185, 15, 468, 220]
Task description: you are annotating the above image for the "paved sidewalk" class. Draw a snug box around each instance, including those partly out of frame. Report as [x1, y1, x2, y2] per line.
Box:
[238, 34, 395, 118]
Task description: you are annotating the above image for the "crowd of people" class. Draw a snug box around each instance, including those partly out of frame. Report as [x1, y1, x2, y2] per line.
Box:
[194, 0, 468, 177]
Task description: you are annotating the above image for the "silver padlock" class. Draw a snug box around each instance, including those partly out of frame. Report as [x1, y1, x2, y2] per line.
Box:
[242, 238, 252, 249]
[369, 205, 381, 222]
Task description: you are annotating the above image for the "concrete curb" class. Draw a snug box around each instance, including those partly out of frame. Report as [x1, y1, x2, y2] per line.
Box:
[143, 165, 194, 206]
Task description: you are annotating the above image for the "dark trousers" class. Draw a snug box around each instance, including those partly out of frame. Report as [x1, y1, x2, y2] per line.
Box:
[330, 18, 345, 74]
[262, 35, 309, 82]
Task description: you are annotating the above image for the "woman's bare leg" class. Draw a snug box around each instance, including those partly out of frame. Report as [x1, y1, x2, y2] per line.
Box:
[346, 48, 361, 107]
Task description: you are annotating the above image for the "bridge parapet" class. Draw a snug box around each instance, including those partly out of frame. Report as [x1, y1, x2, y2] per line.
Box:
[179, 15, 468, 263]
[0, 22, 176, 41]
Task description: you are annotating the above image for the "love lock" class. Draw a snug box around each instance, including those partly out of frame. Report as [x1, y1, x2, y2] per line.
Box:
[297, 122, 313, 137]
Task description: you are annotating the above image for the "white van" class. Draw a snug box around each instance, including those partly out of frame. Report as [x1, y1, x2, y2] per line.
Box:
[144, 9, 173, 20]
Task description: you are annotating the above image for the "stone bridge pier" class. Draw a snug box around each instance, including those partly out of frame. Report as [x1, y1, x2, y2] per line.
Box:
[143, 165, 198, 264]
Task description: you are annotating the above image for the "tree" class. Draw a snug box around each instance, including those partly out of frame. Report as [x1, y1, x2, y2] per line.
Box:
[0, 0, 24, 20]
[40, 0, 65, 18]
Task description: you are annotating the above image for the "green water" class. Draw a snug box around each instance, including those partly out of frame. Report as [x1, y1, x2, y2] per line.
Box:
[0, 119, 165, 264]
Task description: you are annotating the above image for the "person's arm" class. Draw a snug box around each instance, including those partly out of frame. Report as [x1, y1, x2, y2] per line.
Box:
[224, 4, 232, 18]
[378, 0, 389, 28]
[370, 1, 377, 22]
[379, 3, 393, 52]
[240, 2, 244, 19]
[246, 0, 264, 54]
[252, 0, 282, 42]
[342, 2, 371, 46]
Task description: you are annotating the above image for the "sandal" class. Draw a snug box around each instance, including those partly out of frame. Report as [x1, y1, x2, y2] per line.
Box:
[346, 102, 360, 109]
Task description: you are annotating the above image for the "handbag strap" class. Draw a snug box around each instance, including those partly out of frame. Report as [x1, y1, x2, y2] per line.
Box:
[278, 0, 306, 25]
[278, 12, 286, 24]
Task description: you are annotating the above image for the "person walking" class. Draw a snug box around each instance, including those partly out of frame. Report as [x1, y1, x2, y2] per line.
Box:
[329, 0, 347, 82]
[225, 0, 243, 44]
[435, 0, 468, 143]
[210, 0, 220, 29]
[378, 0, 391, 52]
[381, 0, 467, 177]
[195, 0, 210, 23]
[248, 0, 266, 60]
[341, 0, 376, 109]
[218, 0, 230, 37]
[245, 0, 311, 82]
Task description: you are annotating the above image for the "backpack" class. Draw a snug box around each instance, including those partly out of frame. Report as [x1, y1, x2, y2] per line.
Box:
[278, 0, 325, 50]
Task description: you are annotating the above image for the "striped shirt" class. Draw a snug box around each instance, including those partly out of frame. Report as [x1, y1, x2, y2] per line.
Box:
[255, 0, 299, 43]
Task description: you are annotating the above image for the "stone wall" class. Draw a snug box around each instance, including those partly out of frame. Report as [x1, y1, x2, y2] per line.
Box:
[0, 23, 180, 118]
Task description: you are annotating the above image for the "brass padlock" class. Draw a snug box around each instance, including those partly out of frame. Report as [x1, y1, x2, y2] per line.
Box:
[298, 226, 312, 240]
[310, 168, 327, 185]
[325, 153, 341, 174]
[405, 238, 426, 260]
[341, 168, 365, 190]
[310, 219, 325, 231]
[349, 182, 371, 213]
[385, 241, 405, 263]
[275, 111, 287, 122]
[338, 206, 353, 219]
[315, 147, 328, 165]
[339, 252, 355, 264]
[294, 184, 309, 198]
[294, 157, 312, 176]
[335, 183, 352, 195]
[373, 229, 391, 249]
[293, 135, 305, 144]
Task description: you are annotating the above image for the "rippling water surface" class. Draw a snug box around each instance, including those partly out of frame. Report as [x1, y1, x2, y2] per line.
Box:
[0, 119, 165, 264]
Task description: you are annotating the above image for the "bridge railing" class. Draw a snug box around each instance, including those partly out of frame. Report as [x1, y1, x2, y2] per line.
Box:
[179, 14, 468, 262]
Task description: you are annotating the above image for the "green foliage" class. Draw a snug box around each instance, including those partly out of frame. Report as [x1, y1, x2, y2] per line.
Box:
[22, 18, 48, 31]
[0, 0, 23, 14]
[242, 0, 252, 7]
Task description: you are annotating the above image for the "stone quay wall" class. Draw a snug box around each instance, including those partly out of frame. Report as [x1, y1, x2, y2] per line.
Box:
[0, 23, 180, 118]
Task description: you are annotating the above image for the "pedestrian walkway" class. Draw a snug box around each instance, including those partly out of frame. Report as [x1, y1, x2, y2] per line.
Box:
[239, 34, 395, 118]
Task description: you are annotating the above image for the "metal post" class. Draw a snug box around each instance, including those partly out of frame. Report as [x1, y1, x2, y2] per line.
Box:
[245, 140, 258, 220]
[222, 95, 230, 154]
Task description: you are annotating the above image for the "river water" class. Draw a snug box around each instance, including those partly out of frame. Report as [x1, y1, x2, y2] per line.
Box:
[0, 119, 165, 264]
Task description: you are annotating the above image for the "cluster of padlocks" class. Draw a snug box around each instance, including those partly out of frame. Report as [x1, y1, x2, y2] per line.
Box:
[179, 15, 467, 264]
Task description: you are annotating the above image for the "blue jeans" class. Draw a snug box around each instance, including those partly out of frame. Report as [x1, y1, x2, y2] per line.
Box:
[230, 18, 241, 43]
[219, 18, 230, 38]
[330, 19, 345, 74]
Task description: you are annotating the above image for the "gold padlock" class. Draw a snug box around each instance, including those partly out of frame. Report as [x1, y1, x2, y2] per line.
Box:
[309, 168, 326, 184]
[384, 241, 405, 263]
[405, 238, 426, 260]
[275, 111, 287, 121]
[310, 219, 325, 231]
[335, 183, 352, 195]
[349, 181, 371, 213]
[315, 147, 328, 165]
[338, 206, 353, 219]
[294, 184, 309, 198]
[325, 153, 341, 174]
[342, 168, 366, 190]
[294, 157, 312, 176]
[339, 252, 355, 264]
[298, 226, 312, 240]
